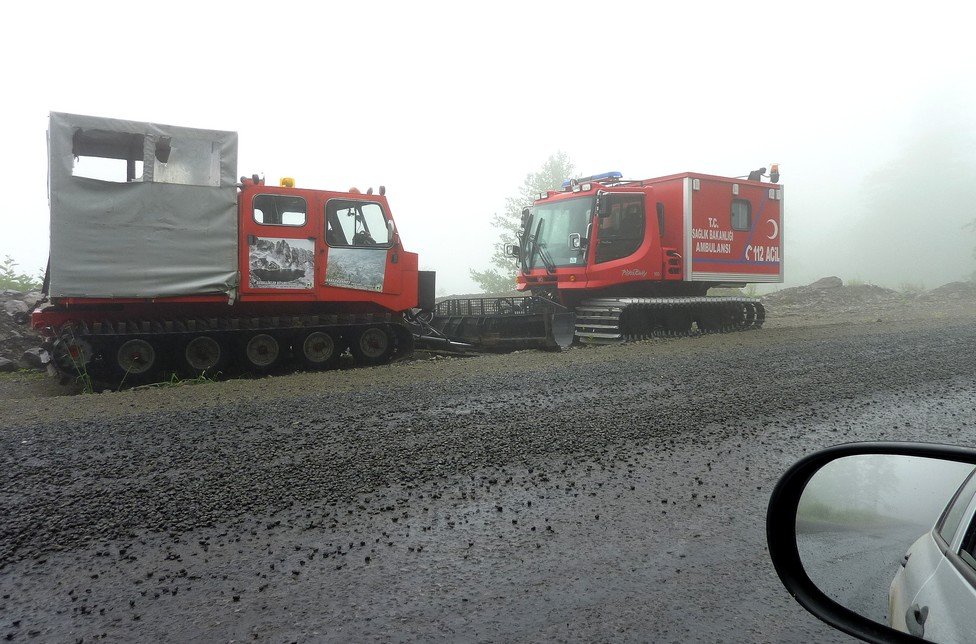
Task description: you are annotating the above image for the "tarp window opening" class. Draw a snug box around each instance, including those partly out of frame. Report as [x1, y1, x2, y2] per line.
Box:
[69, 128, 221, 187]
[71, 129, 145, 182]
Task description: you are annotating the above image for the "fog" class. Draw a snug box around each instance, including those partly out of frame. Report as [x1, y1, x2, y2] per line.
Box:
[788, 98, 976, 290]
[1, 2, 974, 294]
[800, 455, 973, 529]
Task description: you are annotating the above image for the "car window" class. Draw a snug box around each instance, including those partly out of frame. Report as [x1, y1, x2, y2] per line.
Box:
[938, 468, 976, 545]
[956, 483, 976, 571]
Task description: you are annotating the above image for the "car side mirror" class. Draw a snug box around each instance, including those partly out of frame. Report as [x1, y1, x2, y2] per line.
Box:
[767, 442, 976, 643]
[569, 233, 582, 250]
[387, 219, 396, 243]
[504, 243, 521, 259]
[521, 208, 532, 228]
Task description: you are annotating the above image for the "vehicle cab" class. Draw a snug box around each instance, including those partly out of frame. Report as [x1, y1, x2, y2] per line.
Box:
[509, 172, 671, 306]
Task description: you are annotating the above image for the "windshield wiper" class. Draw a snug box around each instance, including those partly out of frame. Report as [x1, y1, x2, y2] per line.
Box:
[534, 219, 556, 274]
[517, 214, 534, 274]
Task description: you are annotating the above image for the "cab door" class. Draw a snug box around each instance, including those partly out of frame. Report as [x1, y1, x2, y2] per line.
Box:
[320, 197, 399, 296]
[239, 189, 317, 296]
[590, 191, 658, 281]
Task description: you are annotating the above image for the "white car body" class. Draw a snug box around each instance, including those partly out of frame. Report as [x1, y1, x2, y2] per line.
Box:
[889, 470, 976, 642]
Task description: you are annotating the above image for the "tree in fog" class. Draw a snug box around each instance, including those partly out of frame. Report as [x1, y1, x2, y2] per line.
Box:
[799, 455, 900, 523]
[469, 152, 575, 293]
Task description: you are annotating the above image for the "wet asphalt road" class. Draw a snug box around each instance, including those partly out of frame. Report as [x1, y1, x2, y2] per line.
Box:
[2, 316, 976, 642]
[797, 521, 926, 625]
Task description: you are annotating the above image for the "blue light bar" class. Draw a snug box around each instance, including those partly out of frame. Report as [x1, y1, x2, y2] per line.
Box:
[561, 171, 623, 188]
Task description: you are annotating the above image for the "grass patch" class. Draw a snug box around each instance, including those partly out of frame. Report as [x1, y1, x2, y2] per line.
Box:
[129, 371, 220, 391]
[0, 369, 47, 382]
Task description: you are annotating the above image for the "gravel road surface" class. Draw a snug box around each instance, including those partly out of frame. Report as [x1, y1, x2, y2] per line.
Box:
[2, 309, 976, 642]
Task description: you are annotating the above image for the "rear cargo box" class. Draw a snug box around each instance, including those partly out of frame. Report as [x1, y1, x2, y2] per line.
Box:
[682, 174, 783, 284]
[47, 112, 239, 299]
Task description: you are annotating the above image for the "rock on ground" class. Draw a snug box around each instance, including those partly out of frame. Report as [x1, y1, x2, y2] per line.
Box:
[0, 290, 45, 370]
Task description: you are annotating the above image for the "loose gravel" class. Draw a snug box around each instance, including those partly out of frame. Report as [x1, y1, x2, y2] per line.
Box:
[1, 307, 975, 641]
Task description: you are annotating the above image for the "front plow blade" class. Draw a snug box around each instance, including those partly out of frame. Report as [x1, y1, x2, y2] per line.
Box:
[428, 296, 575, 352]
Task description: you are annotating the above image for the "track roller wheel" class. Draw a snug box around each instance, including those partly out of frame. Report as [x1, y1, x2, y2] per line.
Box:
[115, 338, 159, 382]
[56, 335, 94, 371]
[243, 333, 281, 370]
[350, 325, 393, 366]
[300, 330, 341, 369]
[182, 335, 226, 375]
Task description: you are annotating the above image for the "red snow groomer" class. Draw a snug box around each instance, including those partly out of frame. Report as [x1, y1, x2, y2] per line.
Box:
[509, 169, 783, 342]
[33, 112, 434, 382]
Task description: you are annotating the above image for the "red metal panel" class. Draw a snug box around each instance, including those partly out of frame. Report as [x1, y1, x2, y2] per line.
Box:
[515, 170, 784, 302]
[237, 183, 419, 311]
[687, 176, 782, 282]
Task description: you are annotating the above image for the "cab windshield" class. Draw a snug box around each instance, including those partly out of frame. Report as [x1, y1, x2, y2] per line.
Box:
[523, 196, 594, 269]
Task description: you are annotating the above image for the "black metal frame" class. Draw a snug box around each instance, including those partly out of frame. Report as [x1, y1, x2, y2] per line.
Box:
[434, 296, 562, 318]
[429, 296, 574, 351]
[766, 441, 976, 643]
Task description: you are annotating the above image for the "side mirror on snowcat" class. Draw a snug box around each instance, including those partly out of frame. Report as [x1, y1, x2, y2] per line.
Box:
[505, 244, 521, 259]
[569, 233, 582, 250]
[520, 208, 531, 227]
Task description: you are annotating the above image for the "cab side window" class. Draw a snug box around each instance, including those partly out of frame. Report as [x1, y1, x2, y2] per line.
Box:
[253, 195, 307, 226]
[325, 200, 391, 247]
[595, 195, 645, 264]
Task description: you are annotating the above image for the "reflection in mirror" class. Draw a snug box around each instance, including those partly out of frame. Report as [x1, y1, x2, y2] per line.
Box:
[796, 455, 975, 642]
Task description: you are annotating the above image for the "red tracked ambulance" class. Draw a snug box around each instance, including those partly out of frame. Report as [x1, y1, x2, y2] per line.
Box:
[510, 169, 783, 341]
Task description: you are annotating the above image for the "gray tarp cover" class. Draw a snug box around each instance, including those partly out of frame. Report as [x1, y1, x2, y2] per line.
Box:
[47, 112, 239, 298]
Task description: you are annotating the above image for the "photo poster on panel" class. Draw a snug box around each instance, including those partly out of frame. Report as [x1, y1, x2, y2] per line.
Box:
[248, 237, 315, 289]
[325, 248, 387, 292]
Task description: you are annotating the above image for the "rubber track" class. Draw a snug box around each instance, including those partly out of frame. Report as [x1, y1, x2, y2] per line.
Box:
[574, 297, 765, 344]
[48, 311, 412, 375]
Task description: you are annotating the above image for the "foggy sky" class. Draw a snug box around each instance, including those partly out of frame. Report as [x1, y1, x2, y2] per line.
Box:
[801, 454, 974, 528]
[2, 2, 974, 294]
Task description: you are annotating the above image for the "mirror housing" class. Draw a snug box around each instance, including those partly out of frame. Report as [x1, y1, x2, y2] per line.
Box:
[767, 442, 976, 644]
[521, 208, 532, 228]
[569, 233, 582, 250]
[504, 243, 521, 259]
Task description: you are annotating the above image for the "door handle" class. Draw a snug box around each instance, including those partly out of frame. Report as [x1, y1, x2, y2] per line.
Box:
[906, 603, 928, 638]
